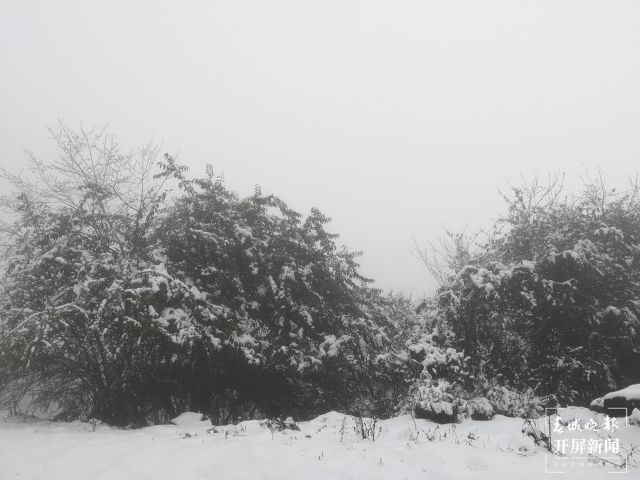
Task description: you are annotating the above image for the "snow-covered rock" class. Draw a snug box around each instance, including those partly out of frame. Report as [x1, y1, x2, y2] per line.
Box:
[589, 396, 603, 413]
[629, 408, 640, 427]
[603, 384, 640, 417]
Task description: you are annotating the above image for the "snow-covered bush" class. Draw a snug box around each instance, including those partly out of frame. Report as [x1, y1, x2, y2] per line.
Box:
[391, 326, 473, 423]
[260, 417, 299, 432]
[484, 386, 544, 418]
[0, 124, 398, 426]
[0, 124, 217, 426]
[406, 368, 545, 422]
[413, 173, 640, 409]
[408, 378, 499, 423]
[411, 378, 468, 423]
[151, 157, 399, 421]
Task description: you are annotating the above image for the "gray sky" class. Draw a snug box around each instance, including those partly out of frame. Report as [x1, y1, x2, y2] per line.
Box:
[1, 1, 639, 296]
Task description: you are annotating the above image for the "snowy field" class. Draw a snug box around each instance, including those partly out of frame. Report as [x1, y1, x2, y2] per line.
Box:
[1, 408, 638, 479]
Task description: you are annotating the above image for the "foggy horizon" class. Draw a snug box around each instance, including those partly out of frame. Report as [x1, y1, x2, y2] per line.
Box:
[2, 0, 639, 296]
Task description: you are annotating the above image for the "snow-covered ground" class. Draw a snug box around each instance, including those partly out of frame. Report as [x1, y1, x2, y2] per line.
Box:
[0, 408, 637, 479]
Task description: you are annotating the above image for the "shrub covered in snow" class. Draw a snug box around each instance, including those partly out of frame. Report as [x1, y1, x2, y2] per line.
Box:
[411, 378, 469, 423]
[0, 124, 399, 426]
[150, 157, 403, 422]
[406, 372, 545, 423]
[484, 385, 545, 418]
[415, 174, 640, 408]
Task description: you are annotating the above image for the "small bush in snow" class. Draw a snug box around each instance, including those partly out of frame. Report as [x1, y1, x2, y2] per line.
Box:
[412, 379, 467, 423]
[485, 385, 545, 418]
[351, 415, 382, 441]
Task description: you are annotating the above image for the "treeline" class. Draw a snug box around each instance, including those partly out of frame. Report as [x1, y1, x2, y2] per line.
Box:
[0, 124, 638, 427]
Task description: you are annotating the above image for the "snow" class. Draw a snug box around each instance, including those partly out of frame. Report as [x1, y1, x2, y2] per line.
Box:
[1, 408, 637, 479]
[189, 284, 207, 301]
[171, 412, 208, 426]
[521, 260, 535, 270]
[233, 225, 253, 243]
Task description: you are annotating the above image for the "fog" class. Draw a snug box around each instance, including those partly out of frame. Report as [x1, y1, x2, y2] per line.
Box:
[1, 0, 639, 295]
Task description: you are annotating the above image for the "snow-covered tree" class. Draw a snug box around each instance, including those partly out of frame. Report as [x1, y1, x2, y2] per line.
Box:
[0, 123, 196, 425]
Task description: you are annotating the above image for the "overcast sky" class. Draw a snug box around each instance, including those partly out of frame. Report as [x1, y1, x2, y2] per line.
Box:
[1, 1, 639, 296]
